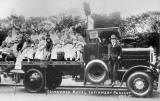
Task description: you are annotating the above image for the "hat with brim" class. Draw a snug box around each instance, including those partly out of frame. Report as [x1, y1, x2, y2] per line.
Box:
[110, 34, 118, 39]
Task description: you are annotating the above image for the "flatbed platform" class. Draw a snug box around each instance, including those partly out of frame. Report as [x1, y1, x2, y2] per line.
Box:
[0, 61, 15, 65]
[0, 61, 84, 66]
[22, 61, 84, 66]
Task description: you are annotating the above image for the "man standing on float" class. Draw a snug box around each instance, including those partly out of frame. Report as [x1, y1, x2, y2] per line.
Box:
[108, 34, 122, 87]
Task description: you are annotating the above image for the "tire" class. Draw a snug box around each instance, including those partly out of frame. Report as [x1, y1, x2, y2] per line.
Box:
[85, 61, 108, 84]
[47, 73, 62, 90]
[23, 69, 44, 93]
[127, 72, 153, 97]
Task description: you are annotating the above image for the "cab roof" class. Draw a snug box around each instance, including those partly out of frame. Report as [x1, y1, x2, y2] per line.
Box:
[86, 27, 119, 31]
[86, 27, 121, 39]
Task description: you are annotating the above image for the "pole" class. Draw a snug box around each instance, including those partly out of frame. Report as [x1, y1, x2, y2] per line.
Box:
[87, 15, 88, 30]
[158, 22, 160, 56]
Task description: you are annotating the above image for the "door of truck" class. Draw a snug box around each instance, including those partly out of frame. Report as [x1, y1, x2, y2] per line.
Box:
[84, 30, 99, 63]
[84, 28, 121, 63]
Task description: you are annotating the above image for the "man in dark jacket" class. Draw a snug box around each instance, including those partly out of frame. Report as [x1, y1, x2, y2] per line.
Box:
[108, 34, 122, 86]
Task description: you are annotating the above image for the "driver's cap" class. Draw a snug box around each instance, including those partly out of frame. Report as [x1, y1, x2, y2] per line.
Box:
[110, 34, 117, 39]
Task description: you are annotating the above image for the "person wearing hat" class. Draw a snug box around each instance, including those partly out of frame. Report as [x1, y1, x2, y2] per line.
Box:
[108, 34, 122, 87]
[45, 34, 53, 60]
[11, 38, 33, 73]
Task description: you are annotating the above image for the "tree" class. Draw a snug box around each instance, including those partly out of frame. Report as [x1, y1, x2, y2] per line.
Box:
[120, 12, 160, 52]
[91, 12, 121, 28]
[58, 15, 82, 29]
[121, 12, 160, 38]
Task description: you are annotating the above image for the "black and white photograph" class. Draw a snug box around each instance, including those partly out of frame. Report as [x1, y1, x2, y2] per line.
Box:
[0, 0, 160, 101]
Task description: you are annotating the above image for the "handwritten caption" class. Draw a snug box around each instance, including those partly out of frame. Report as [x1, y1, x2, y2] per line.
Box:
[47, 89, 132, 96]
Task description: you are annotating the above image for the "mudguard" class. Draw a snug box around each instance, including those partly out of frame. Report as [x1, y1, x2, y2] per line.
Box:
[121, 65, 156, 84]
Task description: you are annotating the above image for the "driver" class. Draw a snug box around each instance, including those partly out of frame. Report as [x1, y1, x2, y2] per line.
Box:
[108, 34, 122, 87]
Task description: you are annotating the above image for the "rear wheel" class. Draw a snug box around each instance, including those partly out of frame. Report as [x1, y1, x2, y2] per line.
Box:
[24, 68, 44, 93]
[127, 72, 153, 97]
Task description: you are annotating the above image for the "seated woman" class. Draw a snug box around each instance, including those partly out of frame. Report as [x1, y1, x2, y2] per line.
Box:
[63, 43, 76, 61]
[75, 42, 84, 62]
[34, 36, 46, 60]
[12, 39, 34, 73]
[1, 43, 16, 61]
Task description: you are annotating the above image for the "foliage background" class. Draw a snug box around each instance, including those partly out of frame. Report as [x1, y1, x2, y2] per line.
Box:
[0, 11, 160, 52]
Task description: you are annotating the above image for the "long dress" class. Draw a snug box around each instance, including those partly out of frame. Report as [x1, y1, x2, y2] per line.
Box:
[75, 42, 84, 61]
[34, 40, 46, 60]
[14, 42, 34, 70]
[63, 44, 76, 60]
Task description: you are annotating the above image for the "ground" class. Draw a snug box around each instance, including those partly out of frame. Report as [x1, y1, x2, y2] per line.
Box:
[0, 77, 160, 101]
[0, 86, 160, 101]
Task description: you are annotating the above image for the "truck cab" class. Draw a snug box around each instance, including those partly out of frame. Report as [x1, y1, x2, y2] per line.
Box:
[84, 27, 121, 63]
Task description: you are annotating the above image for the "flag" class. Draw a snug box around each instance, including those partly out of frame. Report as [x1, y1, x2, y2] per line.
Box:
[83, 2, 94, 29]
[87, 15, 94, 30]
[83, 2, 91, 16]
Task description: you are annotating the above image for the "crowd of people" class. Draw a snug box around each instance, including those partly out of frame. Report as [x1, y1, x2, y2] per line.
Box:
[0, 25, 86, 71]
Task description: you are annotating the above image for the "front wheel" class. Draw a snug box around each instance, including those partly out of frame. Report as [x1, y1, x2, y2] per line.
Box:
[127, 72, 153, 97]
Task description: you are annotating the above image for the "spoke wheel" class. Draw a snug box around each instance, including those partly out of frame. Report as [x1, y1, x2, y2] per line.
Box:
[24, 69, 44, 93]
[127, 72, 153, 97]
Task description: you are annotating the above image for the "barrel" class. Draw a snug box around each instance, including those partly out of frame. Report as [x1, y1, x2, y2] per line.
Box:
[57, 52, 65, 61]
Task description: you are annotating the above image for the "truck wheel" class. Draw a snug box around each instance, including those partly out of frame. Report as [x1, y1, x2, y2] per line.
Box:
[127, 72, 153, 97]
[24, 69, 44, 93]
[85, 62, 108, 84]
[47, 76, 62, 90]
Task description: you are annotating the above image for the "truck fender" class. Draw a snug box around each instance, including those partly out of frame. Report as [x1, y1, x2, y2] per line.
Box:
[121, 65, 152, 84]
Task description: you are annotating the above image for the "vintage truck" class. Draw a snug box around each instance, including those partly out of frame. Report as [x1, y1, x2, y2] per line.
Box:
[0, 27, 159, 97]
